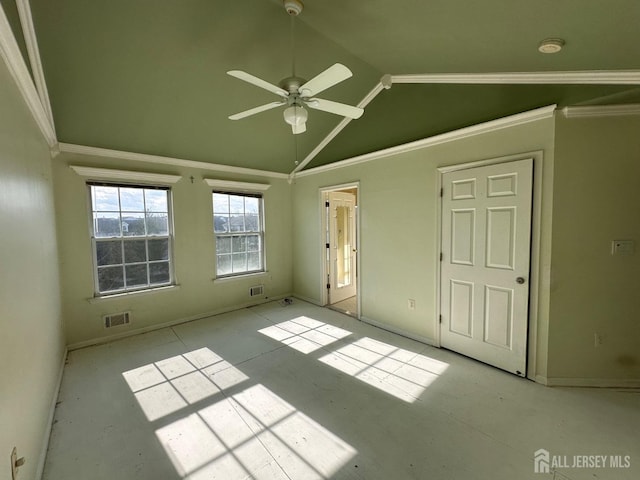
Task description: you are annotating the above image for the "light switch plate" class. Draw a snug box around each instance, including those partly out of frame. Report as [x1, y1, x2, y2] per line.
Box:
[611, 240, 635, 256]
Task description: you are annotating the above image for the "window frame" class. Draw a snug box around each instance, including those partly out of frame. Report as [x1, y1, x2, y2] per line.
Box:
[212, 190, 266, 279]
[88, 182, 175, 297]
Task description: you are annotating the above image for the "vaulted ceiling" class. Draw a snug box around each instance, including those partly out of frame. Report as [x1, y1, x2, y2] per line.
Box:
[6, 0, 640, 173]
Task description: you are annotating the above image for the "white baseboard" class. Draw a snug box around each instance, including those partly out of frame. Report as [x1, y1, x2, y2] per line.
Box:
[66, 294, 292, 351]
[291, 294, 323, 306]
[545, 377, 640, 388]
[36, 347, 67, 480]
[360, 316, 438, 347]
[534, 375, 548, 386]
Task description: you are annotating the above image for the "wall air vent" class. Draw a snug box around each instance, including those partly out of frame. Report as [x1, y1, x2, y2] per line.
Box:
[103, 311, 131, 328]
[250, 285, 264, 297]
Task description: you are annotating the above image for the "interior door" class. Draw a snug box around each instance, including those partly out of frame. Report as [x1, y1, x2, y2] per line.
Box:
[328, 191, 357, 304]
[440, 158, 533, 376]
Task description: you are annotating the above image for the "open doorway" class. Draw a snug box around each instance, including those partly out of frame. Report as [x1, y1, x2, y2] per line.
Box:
[321, 184, 359, 318]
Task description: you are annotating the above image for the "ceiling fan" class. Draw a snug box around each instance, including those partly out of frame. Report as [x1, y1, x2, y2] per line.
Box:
[227, 0, 364, 134]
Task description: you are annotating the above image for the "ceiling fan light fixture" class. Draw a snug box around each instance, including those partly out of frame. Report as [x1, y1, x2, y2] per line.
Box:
[283, 105, 308, 126]
[538, 38, 565, 54]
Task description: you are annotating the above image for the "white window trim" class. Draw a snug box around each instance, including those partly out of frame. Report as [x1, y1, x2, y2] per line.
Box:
[88, 183, 176, 296]
[71, 165, 182, 185]
[204, 178, 271, 192]
[212, 190, 266, 279]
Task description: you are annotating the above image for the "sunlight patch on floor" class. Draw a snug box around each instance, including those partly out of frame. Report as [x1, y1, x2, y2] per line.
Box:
[319, 337, 449, 403]
[122, 347, 248, 421]
[258, 316, 352, 354]
[123, 347, 356, 479]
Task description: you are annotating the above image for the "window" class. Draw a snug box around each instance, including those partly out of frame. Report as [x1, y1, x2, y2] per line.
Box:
[89, 183, 173, 295]
[212, 191, 264, 277]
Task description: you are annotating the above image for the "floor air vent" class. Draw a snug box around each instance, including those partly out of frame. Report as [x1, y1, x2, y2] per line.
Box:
[104, 311, 131, 328]
[250, 285, 264, 297]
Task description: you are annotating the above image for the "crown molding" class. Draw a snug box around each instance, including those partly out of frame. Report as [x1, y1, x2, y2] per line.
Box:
[16, 0, 55, 131]
[296, 105, 556, 178]
[290, 81, 385, 178]
[57, 143, 289, 179]
[204, 178, 271, 192]
[562, 104, 640, 118]
[70, 165, 182, 185]
[390, 70, 640, 85]
[0, 3, 56, 146]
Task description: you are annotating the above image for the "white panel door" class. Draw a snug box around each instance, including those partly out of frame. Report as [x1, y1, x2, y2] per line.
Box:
[440, 158, 533, 376]
[328, 191, 357, 304]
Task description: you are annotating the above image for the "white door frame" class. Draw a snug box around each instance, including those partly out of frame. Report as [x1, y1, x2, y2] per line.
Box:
[319, 182, 361, 317]
[436, 151, 546, 381]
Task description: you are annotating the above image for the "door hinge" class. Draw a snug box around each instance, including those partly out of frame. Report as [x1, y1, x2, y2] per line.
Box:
[439, 314, 442, 324]
[325, 201, 330, 207]
[326, 243, 330, 249]
[440, 252, 443, 261]
[440, 187, 443, 198]
[326, 283, 331, 290]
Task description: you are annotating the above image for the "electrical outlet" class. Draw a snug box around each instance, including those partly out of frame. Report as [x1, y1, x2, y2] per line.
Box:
[11, 447, 25, 480]
[408, 299, 416, 310]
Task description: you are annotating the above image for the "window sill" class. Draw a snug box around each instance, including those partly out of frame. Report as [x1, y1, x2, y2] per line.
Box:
[213, 271, 269, 284]
[88, 285, 180, 303]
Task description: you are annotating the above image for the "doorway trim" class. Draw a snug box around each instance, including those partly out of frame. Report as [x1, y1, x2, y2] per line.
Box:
[319, 182, 361, 318]
[436, 150, 547, 381]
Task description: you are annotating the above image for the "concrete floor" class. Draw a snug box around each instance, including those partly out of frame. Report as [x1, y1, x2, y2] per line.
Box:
[43, 300, 639, 480]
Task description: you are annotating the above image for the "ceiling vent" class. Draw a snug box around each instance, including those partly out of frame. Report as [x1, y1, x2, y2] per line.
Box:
[103, 311, 131, 328]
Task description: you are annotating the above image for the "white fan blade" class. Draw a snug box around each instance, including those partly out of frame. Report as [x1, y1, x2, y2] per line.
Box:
[229, 101, 285, 120]
[292, 122, 307, 134]
[299, 63, 353, 97]
[305, 98, 364, 119]
[227, 70, 289, 97]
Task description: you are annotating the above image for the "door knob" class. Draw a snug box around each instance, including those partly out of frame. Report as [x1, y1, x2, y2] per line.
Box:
[516, 277, 526, 284]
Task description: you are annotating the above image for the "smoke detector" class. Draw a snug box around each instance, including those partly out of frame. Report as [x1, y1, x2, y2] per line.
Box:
[538, 38, 565, 54]
[283, 0, 303, 16]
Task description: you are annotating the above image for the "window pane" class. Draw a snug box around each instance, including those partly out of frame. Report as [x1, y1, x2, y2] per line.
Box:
[125, 264, 148, 287]
[246, 235, 260, 252]
[120, 187, 145, 211]
[217, 254, 232, 276]
[229, 214, 244, 232]
[213, 193, 229, 214]
[98, 266, 124, 292]
[145, 190, 168, 212]
[148, 238, 169, 261]
[94, 212, 122, 237]
[245, 214, 259, 232]
[96, 240, 122, 266]
[232, 236, 246, 253]
[216, 237, 231, 255]
[245, 197, 259, 214]
[229, 195, 244, 214]
[149, 262, 170, 284]
[146, 213, 168, 235]
[93, 186, 120, 212]
[248, 252, 261, 271]
[214, 215, 229, 233]
[124, 240, 147, 263]
[121, 212, 146, 236]
[232, 253, 247, 272]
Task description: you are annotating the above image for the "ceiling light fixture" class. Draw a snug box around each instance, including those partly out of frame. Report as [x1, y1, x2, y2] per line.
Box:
[538, 38, 565, 54]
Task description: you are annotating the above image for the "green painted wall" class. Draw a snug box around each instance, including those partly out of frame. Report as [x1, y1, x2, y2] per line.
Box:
[0, 58, 64, 478]
[548, 114, 640, 382]
[292, 118, 556, 379]
[52, 155, 293, 346]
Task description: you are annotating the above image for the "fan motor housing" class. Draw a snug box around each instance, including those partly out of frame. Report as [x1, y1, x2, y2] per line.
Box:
[279, 76, 307, 95]
[283, 0, 303, 16]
